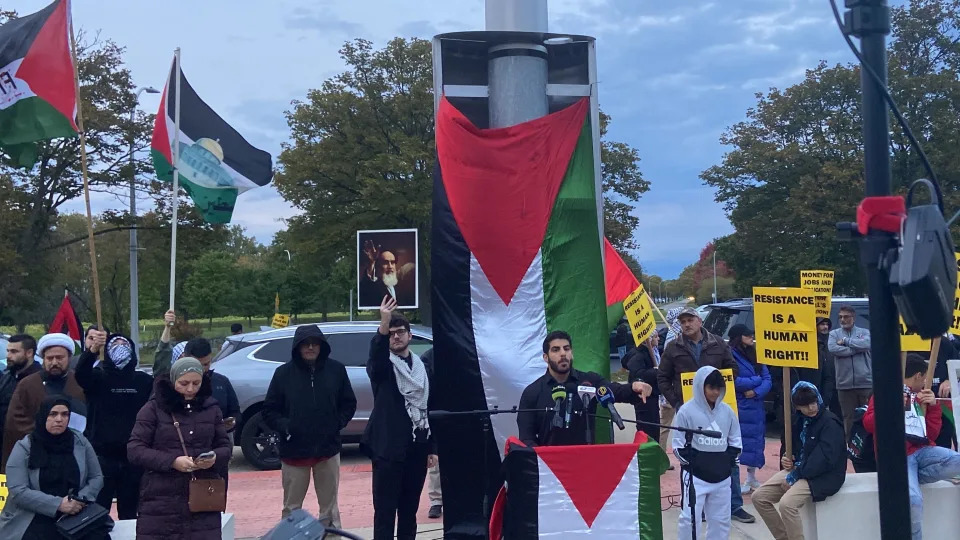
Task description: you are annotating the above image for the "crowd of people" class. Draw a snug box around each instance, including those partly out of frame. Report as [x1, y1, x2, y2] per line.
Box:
[0, 297, 445, 540]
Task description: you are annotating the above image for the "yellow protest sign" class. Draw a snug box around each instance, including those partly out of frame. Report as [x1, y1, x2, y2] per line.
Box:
[681, 368, 738, 415]
[0, 474, 6, 511]
[623, 284, 656, 346]
[952, 252, 960, 336]
[753, 287, 818, 368]
[900, 316, 931, 351]
[800, 270, 835, 318]
[271, 313, 290, 329]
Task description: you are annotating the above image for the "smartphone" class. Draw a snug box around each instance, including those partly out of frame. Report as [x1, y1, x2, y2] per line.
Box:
[196, 451, 216, 461]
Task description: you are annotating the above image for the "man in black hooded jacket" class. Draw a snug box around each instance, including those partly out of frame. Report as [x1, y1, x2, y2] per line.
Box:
[76, 329, 153, 519]
[263, 325, 357, 526]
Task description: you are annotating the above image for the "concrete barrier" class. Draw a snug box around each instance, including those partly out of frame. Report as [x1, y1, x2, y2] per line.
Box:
[111, 512, 235, 539]
[800, 472, 960, 540]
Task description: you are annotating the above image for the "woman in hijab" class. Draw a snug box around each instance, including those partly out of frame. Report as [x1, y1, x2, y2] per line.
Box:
[0, 396, 106, 540]
[730, 324, 772, 493]
[128, 357, 232, 540]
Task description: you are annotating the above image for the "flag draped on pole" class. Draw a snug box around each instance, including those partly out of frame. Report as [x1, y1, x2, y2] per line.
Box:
[150, 58, 273, 224]
[49, 291, 82, 342]
[604, 237, 641, 331]
[431, 97, 608, 534]
[0, 0, 76, 167]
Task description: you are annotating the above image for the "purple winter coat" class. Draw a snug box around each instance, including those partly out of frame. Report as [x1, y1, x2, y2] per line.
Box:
[127, 374, 231, 539]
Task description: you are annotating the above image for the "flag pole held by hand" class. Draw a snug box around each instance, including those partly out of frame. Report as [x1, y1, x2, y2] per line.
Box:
[69, 19, 103, 359]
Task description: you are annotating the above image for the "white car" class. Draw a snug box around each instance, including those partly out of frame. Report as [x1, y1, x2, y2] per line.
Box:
[696, 305, 712, 320]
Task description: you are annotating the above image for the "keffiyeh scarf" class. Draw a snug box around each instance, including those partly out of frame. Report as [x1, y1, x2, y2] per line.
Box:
[389, 350, 430, 439]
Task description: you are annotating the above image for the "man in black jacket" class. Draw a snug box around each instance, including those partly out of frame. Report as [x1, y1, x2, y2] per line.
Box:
[76, 330, 153, 519]
[753, 382, 847, 540]
[263, 325, 357, 526]
[363, 296, 436, 540]
[0, 334, 41, 450]
[184, 338, 241, 432]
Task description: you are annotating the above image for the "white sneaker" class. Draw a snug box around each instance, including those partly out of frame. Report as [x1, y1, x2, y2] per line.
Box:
[746, 478, 761, 491]
[742, 483, 752, 494]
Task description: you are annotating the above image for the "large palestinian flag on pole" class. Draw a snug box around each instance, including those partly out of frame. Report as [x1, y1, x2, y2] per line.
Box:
[605, 237, 641, 331]
[431, 96, 608, 536]
[150, 58, 273, 224]
[0, 0, 77, 167]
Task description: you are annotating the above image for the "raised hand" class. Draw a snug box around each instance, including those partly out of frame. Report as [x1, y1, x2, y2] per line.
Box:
[363, 240, 380, 264]
[378, 295, 398, 335]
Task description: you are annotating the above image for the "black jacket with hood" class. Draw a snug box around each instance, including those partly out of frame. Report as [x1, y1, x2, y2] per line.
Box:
[780, 382, 847, 502]
[262, 325, 357, 460]
[75, 333, 154, 459]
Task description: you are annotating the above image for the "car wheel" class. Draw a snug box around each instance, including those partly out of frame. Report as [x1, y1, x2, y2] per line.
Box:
[240, 410, 281, 471]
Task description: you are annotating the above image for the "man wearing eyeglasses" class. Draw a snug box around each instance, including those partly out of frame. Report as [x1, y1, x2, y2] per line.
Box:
[828, 305, 873, 437]
[363, 295, 437, 540]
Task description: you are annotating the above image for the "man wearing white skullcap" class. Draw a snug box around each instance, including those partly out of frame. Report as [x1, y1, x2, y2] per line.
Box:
[1, 333, 86, 472]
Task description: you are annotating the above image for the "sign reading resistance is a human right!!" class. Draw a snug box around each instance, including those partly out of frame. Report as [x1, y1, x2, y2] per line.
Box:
[753, 287, 818, 368]
[623, 284, 656, 346]
[952, 252, 960, 336]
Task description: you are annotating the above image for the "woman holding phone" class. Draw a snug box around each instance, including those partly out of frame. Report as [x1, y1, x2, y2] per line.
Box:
[128, 357, 231, 539]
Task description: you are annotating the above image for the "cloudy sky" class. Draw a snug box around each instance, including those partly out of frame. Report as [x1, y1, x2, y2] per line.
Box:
[31, 0, 891, 277]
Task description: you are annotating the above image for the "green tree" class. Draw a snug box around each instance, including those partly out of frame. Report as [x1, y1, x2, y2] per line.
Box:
[183, 251, 234, 327]
[702, 0, 960, 294]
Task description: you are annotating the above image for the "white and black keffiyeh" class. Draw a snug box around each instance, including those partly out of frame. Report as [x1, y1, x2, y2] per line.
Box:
[389, 351, 430, 438]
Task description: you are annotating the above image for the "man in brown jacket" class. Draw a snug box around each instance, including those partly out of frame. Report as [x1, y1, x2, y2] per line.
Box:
[1, 333, 85, 472]
[657, 307, 755, 523]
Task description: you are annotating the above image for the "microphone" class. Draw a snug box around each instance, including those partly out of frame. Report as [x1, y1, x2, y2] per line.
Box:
[596, 385, 625, 430]
[551, 385, 566, 428]
[577, 385, 596, 410]
[563, 390, 574, 428]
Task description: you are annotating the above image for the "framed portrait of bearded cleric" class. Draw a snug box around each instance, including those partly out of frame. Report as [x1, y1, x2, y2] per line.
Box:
[357, 229, 419, 310]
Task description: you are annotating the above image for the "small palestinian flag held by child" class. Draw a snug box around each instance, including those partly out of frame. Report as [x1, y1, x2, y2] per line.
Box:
[150, 57, 273, 224]
[0, 0, 77, 167]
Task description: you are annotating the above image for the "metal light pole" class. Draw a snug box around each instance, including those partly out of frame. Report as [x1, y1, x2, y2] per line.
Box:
[129, 86, 160, 351]
[712, 250, 717, 303]
[485, 0, 548, 128]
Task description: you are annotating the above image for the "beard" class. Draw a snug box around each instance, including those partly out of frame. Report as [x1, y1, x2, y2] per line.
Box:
[382, 272, 399, 288]
[547, 357, 571, 374]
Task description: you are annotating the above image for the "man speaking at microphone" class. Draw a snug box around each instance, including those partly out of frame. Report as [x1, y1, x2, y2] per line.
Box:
[517, 330, 652, 446]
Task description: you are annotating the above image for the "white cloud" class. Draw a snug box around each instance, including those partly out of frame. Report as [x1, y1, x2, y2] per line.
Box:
[630, 188, 733, 266]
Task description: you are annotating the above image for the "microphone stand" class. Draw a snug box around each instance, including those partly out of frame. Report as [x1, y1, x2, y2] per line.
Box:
[586, 414, 724, 439]
[682, 431, 697, 540]
[428, 406, 553, 521]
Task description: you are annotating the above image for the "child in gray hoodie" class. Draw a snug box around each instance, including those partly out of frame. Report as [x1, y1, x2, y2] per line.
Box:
[673, 365, 742, 540]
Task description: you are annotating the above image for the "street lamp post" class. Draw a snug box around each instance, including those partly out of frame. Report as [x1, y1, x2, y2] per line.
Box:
[712, 250, 718, 303]
[129, 86, 160, 351]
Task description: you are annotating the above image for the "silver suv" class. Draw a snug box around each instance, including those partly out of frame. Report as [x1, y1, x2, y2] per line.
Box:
[212, 321, 433, 470]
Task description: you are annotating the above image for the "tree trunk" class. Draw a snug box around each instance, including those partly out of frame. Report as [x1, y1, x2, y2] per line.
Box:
[208, 316, 213, 329]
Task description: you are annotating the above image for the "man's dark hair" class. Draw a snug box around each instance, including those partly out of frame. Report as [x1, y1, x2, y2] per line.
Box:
[792, 386, 820, 407]
[389, 313, 410, 332]
[9, 334, 36, 355]
[905, 354, 927, 379]
[230, 323, 243, 334]
[542, 330, 573, 354]
[704, 370, 725, 389]
[85, 324, 110, 338]
[184, 338, 212, 359]
[838, 305, 856, 316]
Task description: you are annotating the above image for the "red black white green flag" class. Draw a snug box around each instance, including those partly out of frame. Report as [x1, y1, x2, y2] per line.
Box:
[49, 292, 82, 342]
[150, 58, 273, 224]
[605, 237, 641, 331]
[0, 0, 77, 167]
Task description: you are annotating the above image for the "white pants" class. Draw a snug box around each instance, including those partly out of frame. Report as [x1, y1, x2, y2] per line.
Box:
[678, 471, 732, 540]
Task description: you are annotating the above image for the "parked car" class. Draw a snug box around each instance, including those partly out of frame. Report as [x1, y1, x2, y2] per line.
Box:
[211, 321, 433, 470]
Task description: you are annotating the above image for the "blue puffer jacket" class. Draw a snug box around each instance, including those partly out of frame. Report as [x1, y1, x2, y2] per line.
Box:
[733, 348, 772, 468]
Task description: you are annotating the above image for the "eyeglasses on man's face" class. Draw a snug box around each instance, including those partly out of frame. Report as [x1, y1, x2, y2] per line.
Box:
[388, 329, 408, 337]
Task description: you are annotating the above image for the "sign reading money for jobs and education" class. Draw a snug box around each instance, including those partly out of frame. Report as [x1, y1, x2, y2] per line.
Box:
[753, 287, 819, 368]
[900, 316, 931, 351]
[623, 284, 656, 346]
[681, 368, 738, 415]
[271, 313, 290, 329]
[952, 252, 960, 336]
[800, 270, 835, 319]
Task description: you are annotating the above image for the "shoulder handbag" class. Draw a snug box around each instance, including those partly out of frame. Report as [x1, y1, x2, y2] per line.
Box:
[172, 414, 227, 513]
[56, 497, 112, 540]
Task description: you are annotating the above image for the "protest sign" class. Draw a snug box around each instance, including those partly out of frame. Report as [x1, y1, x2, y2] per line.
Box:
[0, 474, 6, 511]
[623, 284, 655, 346]
[271, 313, 290, 328]
[952, 253, 960, 336]
[800, 270, 835, 318]
[899, 316, 931, 352]
[753, 287, 818, 368]
[681, 368, 738, 415]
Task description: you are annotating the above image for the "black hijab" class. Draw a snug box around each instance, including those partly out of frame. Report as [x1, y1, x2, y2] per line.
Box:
[29, 396, 80, 499]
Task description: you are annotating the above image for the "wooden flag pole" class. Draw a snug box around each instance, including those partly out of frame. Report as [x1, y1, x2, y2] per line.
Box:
[645, 292, 669, 329]
[924, 336, 942, 390]
[69, 21, 103, 342]
[783, 367, 793, 458]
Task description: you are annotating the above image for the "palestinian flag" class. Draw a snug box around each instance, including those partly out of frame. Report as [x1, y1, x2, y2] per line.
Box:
[150, 58, 273, 224]
[431, 97, 608, 536]
[0, 0, 77, 167]
[49, 292, 82, 342]
[605, 237, 640, 331]
[489, 434, 669, 539]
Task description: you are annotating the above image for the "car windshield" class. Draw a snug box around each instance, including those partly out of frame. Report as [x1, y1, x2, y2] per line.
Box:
[703, 308, 739, 338]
